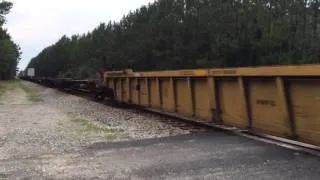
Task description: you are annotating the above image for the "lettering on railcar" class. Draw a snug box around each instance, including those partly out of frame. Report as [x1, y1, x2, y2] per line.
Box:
[256, 99, 276, 107]
[180, 70, 195, 76]
[210, 69, 237, 75]
[106, 72, 126, 76]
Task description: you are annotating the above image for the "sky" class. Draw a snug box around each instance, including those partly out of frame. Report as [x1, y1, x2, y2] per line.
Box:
[4, 0, 155, 70]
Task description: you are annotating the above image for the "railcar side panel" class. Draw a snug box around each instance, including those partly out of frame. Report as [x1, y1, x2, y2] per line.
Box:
[101, 65, 320, 146]
[194, 78, 212, 120]
[150, 78, 161, 108]
[219, 78, 247, 128]
[122, 78, 130, 103]
[115, 78, 122, 101]
[131, 78, 139, 104]
[139, 79, 149, 107]
[160, 78, 175, 112]
[249, 78, 292, 137]
[175, 78, 193, 116]
[290, 79, 320, 146]
[107, 78, 114, 90]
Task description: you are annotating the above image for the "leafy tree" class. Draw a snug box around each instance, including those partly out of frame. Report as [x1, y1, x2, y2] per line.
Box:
[27, 0, 320, 78]
[0, 39, 20, 79]
[0, 0, 20, 80]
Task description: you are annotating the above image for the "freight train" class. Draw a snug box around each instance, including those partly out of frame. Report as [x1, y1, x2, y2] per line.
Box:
[20, 64, 320, 148]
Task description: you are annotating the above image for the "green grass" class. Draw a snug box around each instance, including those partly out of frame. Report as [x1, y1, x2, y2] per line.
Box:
[0, 80, 42, 102]
[0, 84, 5, 96]
[72, 118, 118, 133]
[68, 112, 119, 138]
[0, 80, 19, 97]
[18, 81, 43, 102]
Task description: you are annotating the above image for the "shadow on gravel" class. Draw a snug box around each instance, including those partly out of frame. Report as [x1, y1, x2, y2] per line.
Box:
[0, 173, 8, 178]
[84, 132, 215, 151]
[83, 131, 272, 152]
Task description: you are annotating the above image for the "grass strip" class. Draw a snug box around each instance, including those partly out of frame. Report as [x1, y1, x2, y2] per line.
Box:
[68, 112, 119, 139]
[0, 80, 19, 97]
[18, 81, 43, 102]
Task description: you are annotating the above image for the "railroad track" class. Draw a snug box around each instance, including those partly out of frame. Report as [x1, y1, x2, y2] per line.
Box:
[61, 87, 212, 133]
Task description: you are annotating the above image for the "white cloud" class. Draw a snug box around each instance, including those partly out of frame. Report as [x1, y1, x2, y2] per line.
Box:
[3, 0, 155, 70]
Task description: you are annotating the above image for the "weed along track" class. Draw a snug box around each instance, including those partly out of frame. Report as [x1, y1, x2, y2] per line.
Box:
[18, 81, 43, 102]
[67, 112, 120, 139]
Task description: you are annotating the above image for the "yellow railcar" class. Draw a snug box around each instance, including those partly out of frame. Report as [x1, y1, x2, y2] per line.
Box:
[102, 65, 320, 147]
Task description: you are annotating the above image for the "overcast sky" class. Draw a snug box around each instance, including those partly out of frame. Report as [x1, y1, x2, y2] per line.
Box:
[4, 0, 155, 70]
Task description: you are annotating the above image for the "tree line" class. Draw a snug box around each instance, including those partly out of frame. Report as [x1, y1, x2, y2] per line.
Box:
[27, 0, 320, 79]
[0, 0, 20, 80]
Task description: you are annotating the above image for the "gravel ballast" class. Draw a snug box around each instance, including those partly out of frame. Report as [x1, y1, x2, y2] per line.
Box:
[1, 81, 319, 180]
[0, 81, 195, 179]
